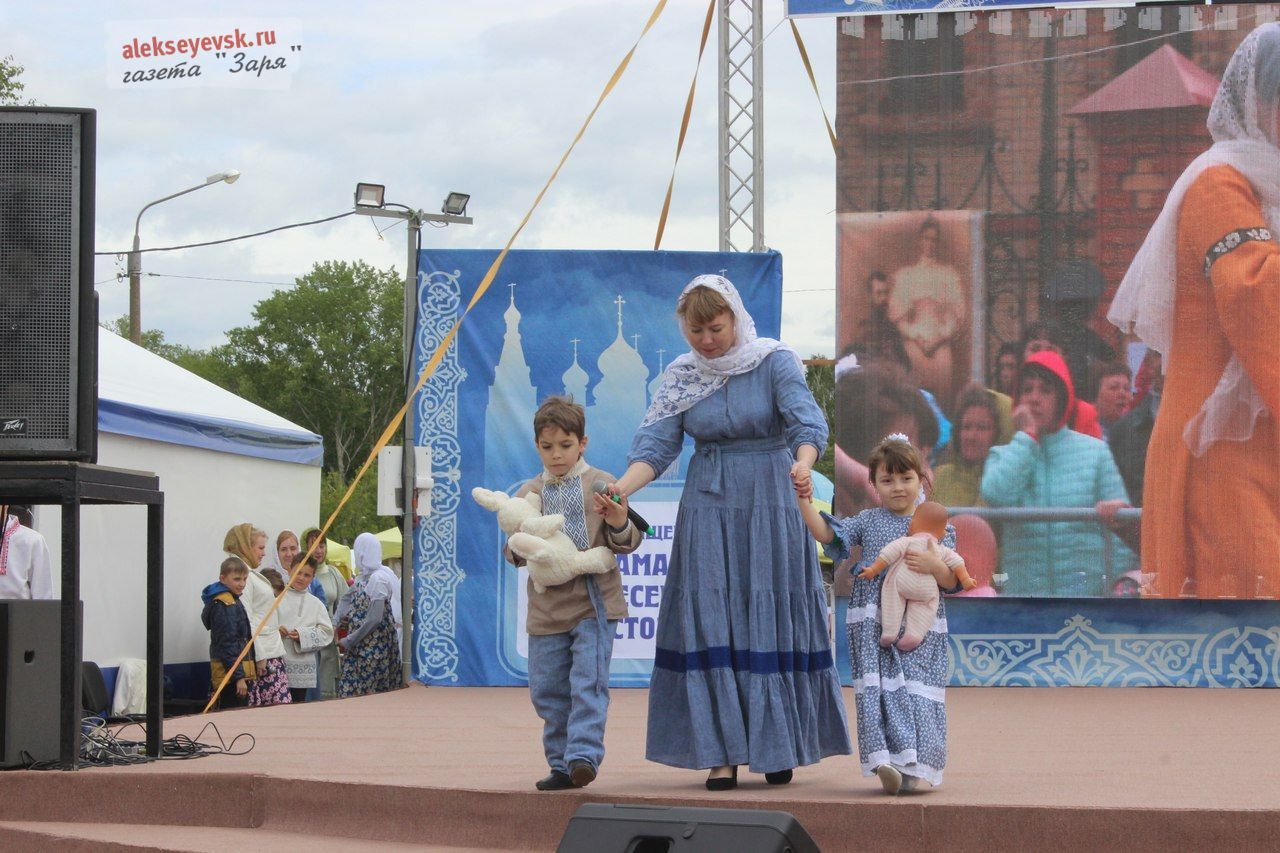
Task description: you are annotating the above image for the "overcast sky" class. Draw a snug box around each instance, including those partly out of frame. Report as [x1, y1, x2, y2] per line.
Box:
[5, 1, 839, 355]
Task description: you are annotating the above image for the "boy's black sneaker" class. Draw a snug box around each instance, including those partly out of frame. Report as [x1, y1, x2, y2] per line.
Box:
[568, 759, 597, 787]
[535, 770, 575, 791]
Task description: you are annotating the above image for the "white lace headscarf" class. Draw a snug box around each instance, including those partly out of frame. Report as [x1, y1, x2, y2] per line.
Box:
[351, 532, 396, 603]
[1108, 23, 1280, 456]
[641, 274, 801, 427]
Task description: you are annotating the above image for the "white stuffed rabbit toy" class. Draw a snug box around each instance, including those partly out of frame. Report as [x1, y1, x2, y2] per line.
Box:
[472, 487, 616, 593]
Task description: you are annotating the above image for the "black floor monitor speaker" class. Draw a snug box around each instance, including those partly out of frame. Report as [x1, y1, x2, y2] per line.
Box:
[557, 804, 820, 853]
[0, 106, 97, 461]
[0, 600, 67, 768]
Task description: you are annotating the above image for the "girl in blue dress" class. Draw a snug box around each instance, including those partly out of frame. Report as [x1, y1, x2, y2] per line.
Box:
[797, 435, 960, 794]
[611, 275, 850, 791]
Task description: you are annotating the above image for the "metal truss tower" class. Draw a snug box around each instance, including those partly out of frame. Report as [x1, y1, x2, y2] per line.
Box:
[718, 0, 765, 252]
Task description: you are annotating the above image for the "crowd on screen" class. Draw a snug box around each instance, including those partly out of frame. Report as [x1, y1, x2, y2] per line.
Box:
[840, 312, 1163, 600]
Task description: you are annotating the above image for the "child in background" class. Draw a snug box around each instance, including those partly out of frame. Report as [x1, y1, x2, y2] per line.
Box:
[277, 554, 334, 703]
[200, 557, 256, 709]
[302, 527, 348, 699]
[260, 568, 286, 597]
[797, 434, 960, 795]
[504, 396, 643, 791]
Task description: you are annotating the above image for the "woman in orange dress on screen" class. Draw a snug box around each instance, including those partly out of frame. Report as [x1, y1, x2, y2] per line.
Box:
[1109, 23, 1280, 599]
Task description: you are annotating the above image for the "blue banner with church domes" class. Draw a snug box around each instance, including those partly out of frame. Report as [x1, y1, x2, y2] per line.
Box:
[411, 249, 783, 686]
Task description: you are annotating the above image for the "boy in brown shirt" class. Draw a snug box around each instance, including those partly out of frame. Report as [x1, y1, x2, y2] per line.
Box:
[505, 396, 643, 791]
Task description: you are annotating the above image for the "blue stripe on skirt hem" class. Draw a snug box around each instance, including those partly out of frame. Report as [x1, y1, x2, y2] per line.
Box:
[654, 646, 834, 675]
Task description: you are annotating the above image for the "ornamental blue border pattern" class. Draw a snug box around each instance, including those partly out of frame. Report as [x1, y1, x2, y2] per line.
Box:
[835, 598, 1280, 687]
[944, 599, 1280, 688]
[413, 268, 466, 683]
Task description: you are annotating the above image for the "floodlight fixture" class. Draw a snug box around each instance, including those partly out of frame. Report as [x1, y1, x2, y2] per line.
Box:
[355, 182, 387, 208]
[442, 192, 470, 217]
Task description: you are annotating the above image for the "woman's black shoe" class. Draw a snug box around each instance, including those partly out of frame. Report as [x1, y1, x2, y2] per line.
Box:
[764, 769, 793, 785]
[705, 766, 738, 791]
[535, 770, 575, 791]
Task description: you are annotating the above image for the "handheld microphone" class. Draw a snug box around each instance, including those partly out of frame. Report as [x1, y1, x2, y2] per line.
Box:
[592, 480, 655, 536]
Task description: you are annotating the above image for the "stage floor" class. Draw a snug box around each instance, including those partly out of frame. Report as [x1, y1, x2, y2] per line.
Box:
[1, 684, 1278, 850]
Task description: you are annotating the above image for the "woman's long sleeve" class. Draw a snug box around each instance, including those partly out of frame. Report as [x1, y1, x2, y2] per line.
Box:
[627, 409, 685, 476]
[771, 351, 828, 457]
[345, 598, 384, 649]
[333, 587, 354, 627]
[980, 432, 1039, 507]
[1190, 168, 1280, 416]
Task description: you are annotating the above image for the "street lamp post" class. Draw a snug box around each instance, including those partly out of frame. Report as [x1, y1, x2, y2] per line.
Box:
[127, 170, 240, 344]
[353, 184, 473, 682]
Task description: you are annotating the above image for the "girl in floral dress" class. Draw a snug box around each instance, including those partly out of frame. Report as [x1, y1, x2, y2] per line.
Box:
[797, 435, 960, 794]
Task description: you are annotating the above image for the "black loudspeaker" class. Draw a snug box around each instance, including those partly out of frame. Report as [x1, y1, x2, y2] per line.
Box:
[557, 804, 820, 853]
[0, 106, 97, 461]
[0, 600, 66, 768]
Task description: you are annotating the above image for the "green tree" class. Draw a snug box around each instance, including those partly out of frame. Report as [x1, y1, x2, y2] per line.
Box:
[101, 266, 403, 542]
[212, 260, 404, 480]
[104, 314, 203, 364]
[101, 314, 231, 383]
[320, 468, 384, 544]
[1, 55, 31, 105]
[805, 357, 835, 483]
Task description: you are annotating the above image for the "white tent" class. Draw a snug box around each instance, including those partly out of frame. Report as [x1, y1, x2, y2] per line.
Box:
[36, 330, 323, 695]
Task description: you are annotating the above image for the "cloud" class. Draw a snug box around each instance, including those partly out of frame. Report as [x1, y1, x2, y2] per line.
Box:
[8, 0, 840, 354]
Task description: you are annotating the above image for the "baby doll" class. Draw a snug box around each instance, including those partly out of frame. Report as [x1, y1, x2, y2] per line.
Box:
[858, 501, 975, 651]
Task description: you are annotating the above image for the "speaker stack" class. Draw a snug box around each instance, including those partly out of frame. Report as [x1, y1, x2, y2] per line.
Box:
[0, 601, 69, 767]
[0, 106, 97, 462]
[0, 106, 97, 768]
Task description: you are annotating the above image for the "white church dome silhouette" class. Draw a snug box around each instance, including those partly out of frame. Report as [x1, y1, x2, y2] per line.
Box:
[485, 284, 539, 485]
[595, 296, 648, 390]
[584, 295, 649, 472]
[493, 285, 534, 390]
[562, 338, 589, 405]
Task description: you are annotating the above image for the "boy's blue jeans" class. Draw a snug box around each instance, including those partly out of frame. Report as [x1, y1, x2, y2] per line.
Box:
[527, 616, 618, 774]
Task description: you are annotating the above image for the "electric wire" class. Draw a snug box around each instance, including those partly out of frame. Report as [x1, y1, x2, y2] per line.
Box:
[94, 211, 357, 256]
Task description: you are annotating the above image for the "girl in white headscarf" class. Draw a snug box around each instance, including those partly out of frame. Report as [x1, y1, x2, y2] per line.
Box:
[611, 275, 851, 790]
[1108, 23, 1280, 599]
[334, 533, 402, 697]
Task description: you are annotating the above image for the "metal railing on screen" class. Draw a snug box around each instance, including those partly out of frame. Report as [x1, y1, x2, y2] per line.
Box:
[948, 505, 1143, 595]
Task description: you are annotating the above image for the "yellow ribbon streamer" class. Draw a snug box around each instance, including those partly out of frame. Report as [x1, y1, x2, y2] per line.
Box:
[790, 19, 837, 153]
[654, 0, 716, 250]
[204, 0, 670, 713]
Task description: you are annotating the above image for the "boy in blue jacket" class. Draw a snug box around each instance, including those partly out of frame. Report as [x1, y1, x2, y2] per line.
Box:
[200, 557, 257, 708]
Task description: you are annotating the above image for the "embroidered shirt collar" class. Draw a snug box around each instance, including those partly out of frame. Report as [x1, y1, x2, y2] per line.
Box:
[542, 457, 590, 486]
